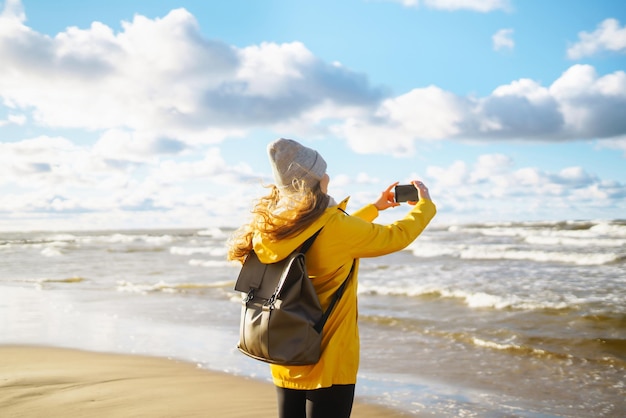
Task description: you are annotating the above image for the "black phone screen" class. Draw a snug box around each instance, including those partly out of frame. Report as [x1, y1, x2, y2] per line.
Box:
[394, 184, 419, 203]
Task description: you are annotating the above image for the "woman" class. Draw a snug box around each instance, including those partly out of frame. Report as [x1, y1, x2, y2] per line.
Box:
[228, 138, 436, 418]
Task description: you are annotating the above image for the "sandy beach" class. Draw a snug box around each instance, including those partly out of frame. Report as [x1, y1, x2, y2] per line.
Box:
[0, 345, 409, 418]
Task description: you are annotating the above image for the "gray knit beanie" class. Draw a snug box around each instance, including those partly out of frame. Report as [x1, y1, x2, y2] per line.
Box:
[267, 138, 327, 192]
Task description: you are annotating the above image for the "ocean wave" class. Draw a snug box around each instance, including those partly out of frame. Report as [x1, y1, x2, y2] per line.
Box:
[41, 247, 64, 257]
[361, 313, 626, 366]
[188, 259, 237, 268]
[409, 243, 622, 265]
[116, 280, 232, 294]
[448, 220, 626, 239]
[39, 277, 86, 284]
[170, 246, 226, 256]
[10, 276, 87, 289]
[459, 247, 622, 265]
[470, 337, 625, 366]
[524, 235, 626, 247]
[359, 284, 575, 311]
[197, 227, 227, 238]
[471, 336, 626, 366]
[470, 337, 567, 359]
[5, 239, 72, 254]
[101, 233, 175, 245]
[39, 233, 79, 242]
[590, 221, 626, 237]
[446, 290, 568, 310]
[5, 232, 180, 249]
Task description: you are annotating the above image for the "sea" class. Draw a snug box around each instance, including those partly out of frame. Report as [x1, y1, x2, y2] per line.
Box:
[1, 220, 625, 417]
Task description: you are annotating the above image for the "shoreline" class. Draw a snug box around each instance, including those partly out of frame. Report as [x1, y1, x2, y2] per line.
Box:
[0, 345, 411, 418]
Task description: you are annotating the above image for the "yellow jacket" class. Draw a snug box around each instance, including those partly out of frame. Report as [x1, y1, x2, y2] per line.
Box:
[252, 196, 437, 389]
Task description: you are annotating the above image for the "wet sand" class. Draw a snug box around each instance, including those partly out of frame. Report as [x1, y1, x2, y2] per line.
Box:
[0, 345, 410, 417]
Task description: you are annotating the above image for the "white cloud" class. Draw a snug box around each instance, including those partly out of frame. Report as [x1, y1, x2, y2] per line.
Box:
[556, 166, 595, 186]
[388, 0, 510, 12]
[335, 86, 466, 155]
[0, 113, 26, 126]
[93, 129, 188, 163]
[470, 154, 513, 183]
[0, 0, 24, 21]
[0, 136, 93, 188]
[1, 132, 623, 229]
[0, 134, 255, 194]
[336, 65, 626, 154]
[493, 28, 514, 51]
[421, 157, 625, 221]
[597, 135, 626, 157]
[2, 4, 625, 160]
[550, 65, 626, 139]
[0, 132, 261, 230]
[427, 161, 468, 187]
[0, 5, 383, 147]
[355, 172, 380, 184]
[567, 18, 626, 59]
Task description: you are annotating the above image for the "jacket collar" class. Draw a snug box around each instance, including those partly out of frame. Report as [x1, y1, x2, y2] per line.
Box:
[252, 196, 350, 263]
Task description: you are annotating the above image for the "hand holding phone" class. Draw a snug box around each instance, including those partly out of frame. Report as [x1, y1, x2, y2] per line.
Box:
[394, 184, 419, 203]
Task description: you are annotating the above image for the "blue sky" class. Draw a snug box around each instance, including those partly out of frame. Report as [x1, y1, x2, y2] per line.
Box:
[1, 0, 625, 231]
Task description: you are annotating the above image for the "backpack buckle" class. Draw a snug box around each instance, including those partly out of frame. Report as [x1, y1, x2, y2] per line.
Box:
[243, 289, 254, 303]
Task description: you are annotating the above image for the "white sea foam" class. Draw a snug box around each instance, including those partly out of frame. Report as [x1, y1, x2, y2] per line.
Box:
[440, 289, 570, 310]
[409, 243, 621, 265]
[41, 247, 63, 257]
[97, 233, 174, 245]
[524, 235, 626, 247]
[143, 235, 174, 245]
[105, 233, 138, 244]
[170, 246, 226, 256]
[471, 338, 552, 357]
[197, 227, 226, 238]
[12, 277, 86, 285]
[11, 239, 70, 252]
[454, 291, 513, 309]
[408, 242, 461, 258]
[116, 280, 230, 294]
[448, 220, 626, 240]
[472, 338, 520, 351]
[358, 282, 575, 311]
[590, 221, 626, 237]
[188, 259, 235, 268]
[40, 234, 78, 242]
[459, 246, 621, 265]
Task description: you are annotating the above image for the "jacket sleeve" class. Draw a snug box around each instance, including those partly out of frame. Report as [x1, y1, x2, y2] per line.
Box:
[351, 204, 379, 222]
[341, 199, 436, 258]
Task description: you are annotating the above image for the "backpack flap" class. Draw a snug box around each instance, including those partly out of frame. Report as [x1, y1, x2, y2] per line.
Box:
[234, 251, 306, 301]
[234, 251, 266, 293]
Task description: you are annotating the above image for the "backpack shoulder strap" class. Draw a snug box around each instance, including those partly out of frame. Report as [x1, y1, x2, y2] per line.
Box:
[301, 204, 348, 253]
[312, 206, 354, 332]
[314, 260, 355, 333]
[299, 228, 323, 254]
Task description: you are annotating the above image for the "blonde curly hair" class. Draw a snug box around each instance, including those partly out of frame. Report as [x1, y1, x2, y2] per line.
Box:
[227, 180, 330, 264]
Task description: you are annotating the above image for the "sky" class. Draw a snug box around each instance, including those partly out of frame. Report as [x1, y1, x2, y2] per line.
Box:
[1, 0, 625, 231]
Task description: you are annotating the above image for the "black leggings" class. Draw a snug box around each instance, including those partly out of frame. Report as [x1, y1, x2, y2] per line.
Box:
[276, 384, 355, 418]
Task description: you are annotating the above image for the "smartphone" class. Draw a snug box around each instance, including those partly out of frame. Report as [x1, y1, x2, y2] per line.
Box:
[394, 184, 419, 203]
